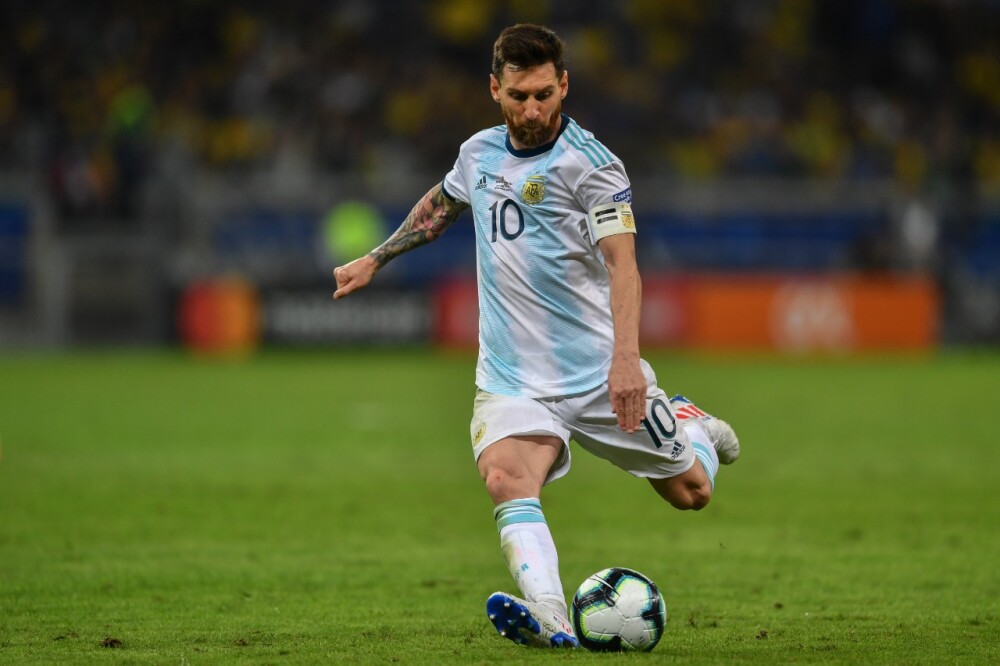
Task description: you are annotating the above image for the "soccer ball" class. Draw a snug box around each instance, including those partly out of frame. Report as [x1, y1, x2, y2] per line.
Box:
[570, 567, 667, 652]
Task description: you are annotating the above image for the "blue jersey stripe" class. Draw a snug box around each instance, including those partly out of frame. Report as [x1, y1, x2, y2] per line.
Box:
[475, 136, 522, 389]
[563, 124, 603, 168]
[577, 123, 614, 165]
[522, 140, 592, 387]
[566, 122, 613, 169]
[593, 140, 613, 164]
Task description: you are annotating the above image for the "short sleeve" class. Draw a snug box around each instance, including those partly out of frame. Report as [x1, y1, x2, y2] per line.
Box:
[576, 162, 636, 244]
[573, 161, 631, 210]
[442, 150, 471, 204]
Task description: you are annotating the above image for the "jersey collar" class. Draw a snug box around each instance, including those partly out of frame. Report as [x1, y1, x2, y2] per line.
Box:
[505, 114, 570, 158]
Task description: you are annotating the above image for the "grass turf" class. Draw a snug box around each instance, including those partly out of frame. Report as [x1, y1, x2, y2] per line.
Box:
[0, 349, 998, 664]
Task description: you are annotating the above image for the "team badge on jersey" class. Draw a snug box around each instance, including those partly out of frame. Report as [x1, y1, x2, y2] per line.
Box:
[520, 175, 545, 205]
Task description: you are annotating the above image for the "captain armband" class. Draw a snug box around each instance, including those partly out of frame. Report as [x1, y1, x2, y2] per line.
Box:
[586, 202, 637, 243]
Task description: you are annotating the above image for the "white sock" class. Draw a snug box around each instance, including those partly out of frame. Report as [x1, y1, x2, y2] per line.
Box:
[494, 498, 567, 616]
[684, 421, 719, 488]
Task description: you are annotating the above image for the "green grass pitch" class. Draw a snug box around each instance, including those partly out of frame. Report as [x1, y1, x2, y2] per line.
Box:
[1, 350, 998, 664]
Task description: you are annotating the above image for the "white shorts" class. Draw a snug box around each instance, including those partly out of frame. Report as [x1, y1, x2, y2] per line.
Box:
[469, 360, 695, 484]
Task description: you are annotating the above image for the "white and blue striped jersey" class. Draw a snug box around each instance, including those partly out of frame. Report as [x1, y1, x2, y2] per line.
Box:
[442, 114, 636, 398]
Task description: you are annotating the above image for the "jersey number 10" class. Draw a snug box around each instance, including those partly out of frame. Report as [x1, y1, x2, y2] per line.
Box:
[490, 199, 525, 242]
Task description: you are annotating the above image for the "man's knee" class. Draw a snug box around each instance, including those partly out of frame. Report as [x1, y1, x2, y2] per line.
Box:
[482, 465, 526, 501]
[477, 436, 562, 503]
[673, 482, 712, 511]
[649, 476, 712, 511]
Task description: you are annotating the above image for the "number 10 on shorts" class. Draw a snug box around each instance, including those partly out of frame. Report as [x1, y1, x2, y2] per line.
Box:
[641, 398, 677, 450]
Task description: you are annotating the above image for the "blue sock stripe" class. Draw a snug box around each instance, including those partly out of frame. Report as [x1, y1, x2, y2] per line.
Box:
[494, 498, 546, 531]
[692, 443, 717, 488]
[492, 498, 542, 519]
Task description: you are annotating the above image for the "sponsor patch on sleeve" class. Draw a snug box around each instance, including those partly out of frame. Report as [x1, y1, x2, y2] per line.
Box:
[586, 201, 637, 243]
[613, 187, 632, 203]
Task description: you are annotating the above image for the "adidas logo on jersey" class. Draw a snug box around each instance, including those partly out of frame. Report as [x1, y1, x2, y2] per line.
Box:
[475, 175, 487, 190]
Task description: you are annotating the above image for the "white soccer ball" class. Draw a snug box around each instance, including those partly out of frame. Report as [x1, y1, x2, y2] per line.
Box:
[570, 567, 667, 652]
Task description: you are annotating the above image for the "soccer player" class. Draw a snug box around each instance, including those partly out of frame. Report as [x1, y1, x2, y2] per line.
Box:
[333, 23, 739, 649]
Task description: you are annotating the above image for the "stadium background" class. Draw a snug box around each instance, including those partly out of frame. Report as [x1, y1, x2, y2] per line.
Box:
[1, 0, 998, 352]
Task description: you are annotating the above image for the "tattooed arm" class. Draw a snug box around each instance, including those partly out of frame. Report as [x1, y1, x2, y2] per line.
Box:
[333, 183, 469, 300]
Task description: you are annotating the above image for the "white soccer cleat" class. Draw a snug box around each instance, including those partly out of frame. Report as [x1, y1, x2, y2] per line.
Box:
[485, 592, 578, 648]
[670, 394, 740, 465]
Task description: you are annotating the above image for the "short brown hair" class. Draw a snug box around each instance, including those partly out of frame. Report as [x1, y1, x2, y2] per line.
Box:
[491, 24, 565, 80]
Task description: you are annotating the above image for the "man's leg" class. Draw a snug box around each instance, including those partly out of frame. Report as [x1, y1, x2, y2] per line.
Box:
[478, 436, 577, 647]
[648, 396, 739, 510]
[648, 458, 713, 510]
[479, 435, 562, 503]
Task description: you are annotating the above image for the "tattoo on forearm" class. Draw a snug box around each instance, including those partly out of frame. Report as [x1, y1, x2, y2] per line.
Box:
[369, 186, 468, 267]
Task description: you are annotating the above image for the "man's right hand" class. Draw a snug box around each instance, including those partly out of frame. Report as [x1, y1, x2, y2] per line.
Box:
[333, 255, 379, 300]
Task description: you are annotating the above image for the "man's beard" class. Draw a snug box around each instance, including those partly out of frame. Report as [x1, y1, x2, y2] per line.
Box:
[503, 102, 561, 148]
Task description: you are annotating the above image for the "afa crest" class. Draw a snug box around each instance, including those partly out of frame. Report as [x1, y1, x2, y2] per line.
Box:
[521, 175, 545, 205]
[620, 203, 635, 229]
[473, 422, 487, 447]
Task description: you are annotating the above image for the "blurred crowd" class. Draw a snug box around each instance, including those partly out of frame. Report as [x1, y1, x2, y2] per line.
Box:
[1, 0, 999, 219]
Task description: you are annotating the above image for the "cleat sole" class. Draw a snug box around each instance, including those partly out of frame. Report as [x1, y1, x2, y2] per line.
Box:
[485, 592, 578, 649]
